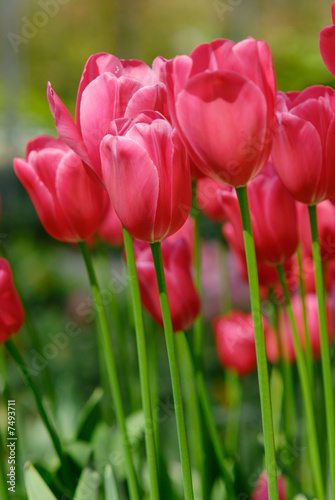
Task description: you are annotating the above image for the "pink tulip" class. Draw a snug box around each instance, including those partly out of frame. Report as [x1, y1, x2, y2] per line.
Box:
[272, 86, 335, 204]
[298, 200, 335, 262]
[0, 259, 24, 343]
[213, 310, 273, 376]
[165, 37, 276, 186]
[13, 136, 109, 242]
[133, 238, 200, 332]
[97, 201, 124, 247]
[251, 471, 287, 500]
[268, 293, 334, 363]
[100, 112, 192, 242]
[320, 2, 335, 78]
[219, 162, 298, 265]
[48, 53, 169, 183]
[196, 176, 227, 223]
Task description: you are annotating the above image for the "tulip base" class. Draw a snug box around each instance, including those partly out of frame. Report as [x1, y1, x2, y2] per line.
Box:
[235, 185, 279, 500]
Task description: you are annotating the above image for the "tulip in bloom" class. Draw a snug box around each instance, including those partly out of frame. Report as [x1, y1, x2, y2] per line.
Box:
[13, 136, 109, 242]
[219, 162, 299, 265]
[213, 311, 273, 376]
[48, 52, 169, 182]
[0, 259, 24, 343]
[272, 86, 335, 204]
[320, 2, 335, 78]
[133, 238, 200, 332]
[100, 112, 192, 242]
[251, 472, 287, 500]
[165, 37, 276, 186]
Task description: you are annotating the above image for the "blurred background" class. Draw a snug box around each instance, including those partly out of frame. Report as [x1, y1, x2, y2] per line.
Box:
[0, 1, 333, 498]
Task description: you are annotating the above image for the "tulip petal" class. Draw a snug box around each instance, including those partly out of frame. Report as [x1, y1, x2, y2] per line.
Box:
[80, 74, 143, 179]
[320, 26, 335, 78]
[272, 112, 324, 204]
[100, 135, 159, 242]
[47, 83, 91, 166]
[125, 83, 168, 119]
[176, 71, 268, 186]
[56, 151, 108, 240]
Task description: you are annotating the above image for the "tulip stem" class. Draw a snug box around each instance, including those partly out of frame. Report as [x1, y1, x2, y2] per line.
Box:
[235, 185, 279, 500]
[276, 264, 325, 500]
[308, 204, 335, 496]
[4, 339, 74, 493]
[297, 247, 314, 387]
[183, 333, 235, 496]
[78, 241, 140, 500]
[122, 229, 160, 500]
[150, 241, 194, 500]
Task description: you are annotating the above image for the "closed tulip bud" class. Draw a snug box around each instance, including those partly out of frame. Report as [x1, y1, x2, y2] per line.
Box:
[165, 37, 276, 187]
[213, 311, 273, 376]
[320, 2, 335, 78]
[272, 86, 335, 204]
[100, 112, 192, 243]
[133, 238, 200, 332]
[0, 259, 24, 343]
[13, 136, 109, 242]
[48, 53, 169, 183]
[219, 162, 298, 265]
[251, 472, 287, 500]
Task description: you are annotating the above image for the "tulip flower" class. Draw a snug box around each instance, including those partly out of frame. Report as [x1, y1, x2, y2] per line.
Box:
[13, 136, 109, 242]
[251, 472, 287, 500]
[272, 86, 335, 204]
[133, 238, 200, 332]
[48, 53, 169, 182]
[320, 2, 335, 78]
[165, 37, 276, 186]
[97, 201, 124, 247]
[213, 310, 273, 376]
[100, 112, 192, 242]
[196, 176, 227, 222]
[267, 294, 333, 363]
[0, 258, 24, 343]
[298, 200, 335, 263]
[219, 162, 298, 265]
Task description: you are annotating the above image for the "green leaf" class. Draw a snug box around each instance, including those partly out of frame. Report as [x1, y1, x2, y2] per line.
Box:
[73, 467, 100, 500]
[24, 462, 57, 500]
[104, 465, 119, 500]
[65, 440, 93, 468]
[76, 387, 103, 441]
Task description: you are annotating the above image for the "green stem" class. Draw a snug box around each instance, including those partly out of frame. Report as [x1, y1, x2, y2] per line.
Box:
[78, 241, 139, 500]
[235, 185, 278, 500]
[150, 242, 194, 500]
[308, 204, 335, 496]
[276, 264, 325, 500]
[183, 334, 235, 497]
[176, 332, 209, 500]
[224, 370, 242, 457]
[297, 247, 314, 386]
[4, 339, 73, 492]
[123, 229, 160, 500]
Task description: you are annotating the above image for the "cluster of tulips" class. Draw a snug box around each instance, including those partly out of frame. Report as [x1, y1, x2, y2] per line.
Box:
[3, 2, 335, 500]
